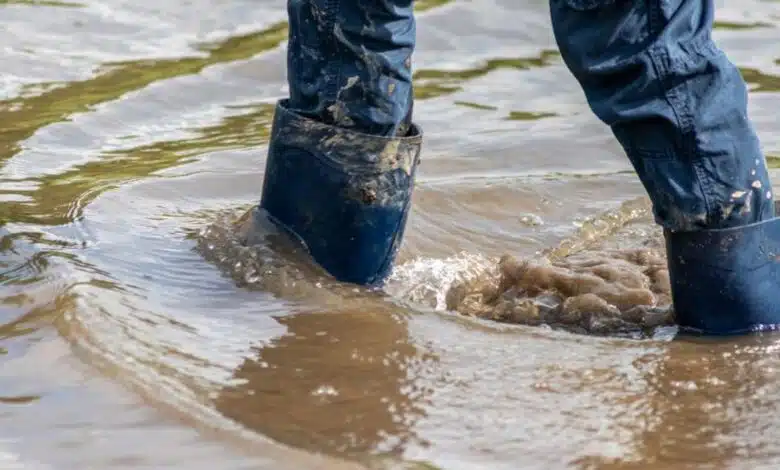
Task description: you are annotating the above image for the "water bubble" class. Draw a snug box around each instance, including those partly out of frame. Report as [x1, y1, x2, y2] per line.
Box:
[518, 213, 544, 227]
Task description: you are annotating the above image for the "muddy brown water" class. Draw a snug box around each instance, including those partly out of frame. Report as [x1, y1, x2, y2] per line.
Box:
[4, 0, 780, 469]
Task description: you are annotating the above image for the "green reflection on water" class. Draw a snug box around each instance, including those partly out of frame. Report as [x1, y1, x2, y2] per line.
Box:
[741, 67, 780, 92]
[454, 101, 498, 110]
[0, 395, 40, 404]
[413, 50, 560, 100]
[506, 110, 557, 121]
[414, 0, 453, 11]
[0, 103, 275, 226]
[0, 21, 289, 165]
[714, 21, 773, 30]
[0, 33, 561, 228]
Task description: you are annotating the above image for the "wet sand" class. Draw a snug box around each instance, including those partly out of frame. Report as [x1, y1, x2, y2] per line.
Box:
[4, 0, 780, 469]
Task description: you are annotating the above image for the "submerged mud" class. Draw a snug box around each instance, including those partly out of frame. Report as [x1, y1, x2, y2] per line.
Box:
[445, 247, 673, 335]
[444, 198, 675, 336]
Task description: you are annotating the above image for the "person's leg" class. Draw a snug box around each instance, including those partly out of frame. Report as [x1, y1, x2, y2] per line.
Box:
[550, 0, 780, 334]
[257, 0, 422, 285]
[286, 0, 415, 137]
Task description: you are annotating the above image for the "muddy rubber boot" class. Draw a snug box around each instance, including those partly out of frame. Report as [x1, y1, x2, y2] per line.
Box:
[257, 99, 422, 286]
[666, 209, 780, 334]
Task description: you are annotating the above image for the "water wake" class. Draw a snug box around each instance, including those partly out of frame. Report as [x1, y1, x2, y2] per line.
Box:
[197, 197, 674, 338]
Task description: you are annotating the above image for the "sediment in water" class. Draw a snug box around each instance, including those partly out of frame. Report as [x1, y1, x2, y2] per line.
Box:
[442, 197, 675, 336]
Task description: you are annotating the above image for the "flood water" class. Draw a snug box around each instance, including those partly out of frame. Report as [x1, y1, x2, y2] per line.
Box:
[3, 0, 780, 469]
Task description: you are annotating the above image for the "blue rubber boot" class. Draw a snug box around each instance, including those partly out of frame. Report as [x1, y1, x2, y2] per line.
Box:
[665, 204, 780, 335]
[258, 100, 422, 286]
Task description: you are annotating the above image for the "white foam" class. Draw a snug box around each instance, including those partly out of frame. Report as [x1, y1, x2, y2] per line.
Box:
[386, 252, 498, 310]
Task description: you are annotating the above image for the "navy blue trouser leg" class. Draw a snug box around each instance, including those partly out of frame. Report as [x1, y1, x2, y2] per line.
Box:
[550, 0, 780, 334]
[286, 0, 415, 136]
[550, 0, 773, 231]
[258, 0, 422, 286]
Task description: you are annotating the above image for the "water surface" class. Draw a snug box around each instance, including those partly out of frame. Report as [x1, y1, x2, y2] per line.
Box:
[3, 0, 780, 469]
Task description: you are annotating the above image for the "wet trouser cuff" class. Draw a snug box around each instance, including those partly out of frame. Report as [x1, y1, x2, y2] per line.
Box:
[259, 99, 422, 285]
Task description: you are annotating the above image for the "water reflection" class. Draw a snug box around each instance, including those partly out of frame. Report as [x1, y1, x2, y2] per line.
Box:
[0, 22, 288, 165]
[212, 306, 435, 463]
[3, 0, 780, 467]
[0, 102, 274, 226]
[574, 335, 780, 469]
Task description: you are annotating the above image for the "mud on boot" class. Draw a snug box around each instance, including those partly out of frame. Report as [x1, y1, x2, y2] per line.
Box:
[257, 99, 422, 286]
